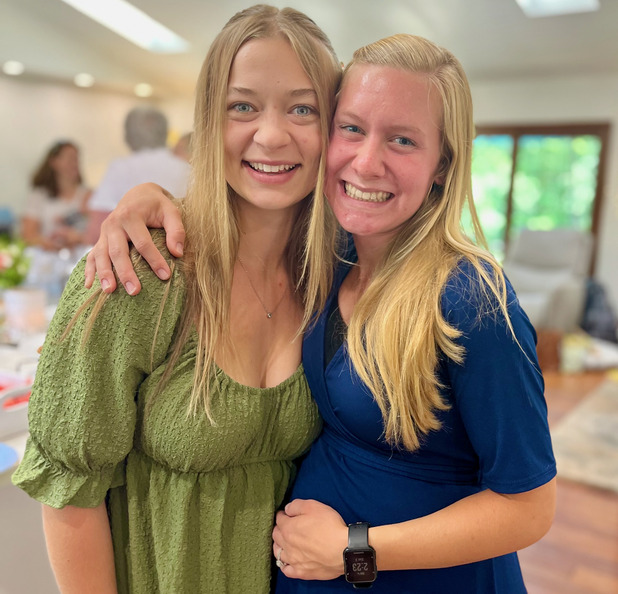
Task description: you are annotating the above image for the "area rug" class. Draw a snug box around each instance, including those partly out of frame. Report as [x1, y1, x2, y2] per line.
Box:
[551, 377, 618, 493]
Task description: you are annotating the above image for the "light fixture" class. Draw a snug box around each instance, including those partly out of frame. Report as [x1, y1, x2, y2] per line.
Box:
[2, 61, 25, 76]
[74, 73, 95, 87]
[134, 83, 153, 98]
[515, 0, 600, 18]
[59, 0, 190, 53]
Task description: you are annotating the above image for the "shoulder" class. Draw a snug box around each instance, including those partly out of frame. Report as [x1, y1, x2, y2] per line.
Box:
[441, 258, 516, 327]
[50, 231, 186, 358]
[23, 188, 49, 217]
[156, 150, 191, 173]
[26, 187, 49, 203]
[129, 229, 186, 297]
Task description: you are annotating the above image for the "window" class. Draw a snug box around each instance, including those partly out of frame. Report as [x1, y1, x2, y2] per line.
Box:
[470, 123, 609, 269]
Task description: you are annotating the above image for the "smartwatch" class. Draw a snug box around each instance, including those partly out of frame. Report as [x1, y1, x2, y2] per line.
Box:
[343, 522, 377, 589]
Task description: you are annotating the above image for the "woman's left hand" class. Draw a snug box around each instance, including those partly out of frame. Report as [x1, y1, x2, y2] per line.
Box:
[272, 499, 348, 581]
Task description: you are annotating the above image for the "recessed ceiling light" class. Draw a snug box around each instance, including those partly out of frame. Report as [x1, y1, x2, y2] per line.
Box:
[134, 83, 153, 98]
[515, 0, 600, 18]
[3, 61, 25, 76]
[59, 0, 190, 53]
[74, 73, 95, 87]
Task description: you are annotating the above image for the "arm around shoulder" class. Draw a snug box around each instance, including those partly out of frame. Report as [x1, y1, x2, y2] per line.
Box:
[85, 183, 184, 294]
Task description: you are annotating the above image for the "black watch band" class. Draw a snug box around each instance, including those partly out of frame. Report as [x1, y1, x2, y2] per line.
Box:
[348, 522, 370, 549]
[344, 522, 377, 589]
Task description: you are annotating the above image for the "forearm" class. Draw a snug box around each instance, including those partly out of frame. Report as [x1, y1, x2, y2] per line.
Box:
[370, 479, 556, 571]
[42, 502, 118, 594]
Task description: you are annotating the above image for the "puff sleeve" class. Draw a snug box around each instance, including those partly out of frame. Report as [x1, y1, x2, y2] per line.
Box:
[12, 242, 185, 508]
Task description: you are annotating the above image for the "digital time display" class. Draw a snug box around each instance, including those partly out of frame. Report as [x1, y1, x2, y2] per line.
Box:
[344, 549, 377, 583]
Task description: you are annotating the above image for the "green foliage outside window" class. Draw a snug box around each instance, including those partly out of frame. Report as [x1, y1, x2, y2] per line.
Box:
[511, 135, 600, 233]
[468, 130, 602, 262]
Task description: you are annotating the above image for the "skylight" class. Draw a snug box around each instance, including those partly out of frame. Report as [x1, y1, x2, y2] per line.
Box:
[515, 0, 600, 18]
[59, 0, 190, 53]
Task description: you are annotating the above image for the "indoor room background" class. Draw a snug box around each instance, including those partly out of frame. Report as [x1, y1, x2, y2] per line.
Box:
[0, 1, 617, 593]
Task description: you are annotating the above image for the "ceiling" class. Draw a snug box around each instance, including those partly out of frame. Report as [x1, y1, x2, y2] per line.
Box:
[2, 0, 618, 99]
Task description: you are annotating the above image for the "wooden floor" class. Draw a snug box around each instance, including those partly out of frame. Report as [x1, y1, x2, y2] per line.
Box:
[519, 369, 618, 594]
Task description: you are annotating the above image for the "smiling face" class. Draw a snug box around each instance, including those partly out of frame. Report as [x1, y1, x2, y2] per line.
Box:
[325, 64, 444, 250]
[224, 36, 322, 216]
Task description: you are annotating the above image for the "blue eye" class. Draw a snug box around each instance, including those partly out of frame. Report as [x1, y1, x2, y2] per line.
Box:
[394, 137, 414, 146]
[232, 103, 253, 113]
[293, 105, 315, 116]
[342, 125, 361, 134]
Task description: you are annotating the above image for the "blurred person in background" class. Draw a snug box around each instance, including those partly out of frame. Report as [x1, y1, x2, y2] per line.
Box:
[21, 140, 91, 251]
[85, 106, 190, 243]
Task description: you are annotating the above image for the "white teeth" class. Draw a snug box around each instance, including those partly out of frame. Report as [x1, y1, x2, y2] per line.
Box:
[249, 162, 296, 173]
[344, 182, 391, 203]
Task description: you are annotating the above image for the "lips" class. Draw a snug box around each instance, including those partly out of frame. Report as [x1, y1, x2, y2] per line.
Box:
[344, 181, 392, 203]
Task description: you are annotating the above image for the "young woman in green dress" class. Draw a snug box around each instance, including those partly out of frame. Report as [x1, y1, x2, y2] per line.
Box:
[12, 5, 342, 593]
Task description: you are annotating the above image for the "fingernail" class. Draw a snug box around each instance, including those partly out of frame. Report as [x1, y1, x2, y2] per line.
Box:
[157, 268, 170, 280]
[126, 282, 136, 295]
[176, 243, 184, 256]
[101, 279, 110, 291]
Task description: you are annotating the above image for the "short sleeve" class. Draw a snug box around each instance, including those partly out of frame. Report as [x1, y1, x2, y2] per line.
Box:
[442, 263, 556, 494]
[22, 188, 47, 221]
[12, 236, 185, 508]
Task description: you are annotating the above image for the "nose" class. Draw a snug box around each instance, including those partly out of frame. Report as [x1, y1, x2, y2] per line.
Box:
[253, 111, 291, 151]
[351, 138, 386, 179]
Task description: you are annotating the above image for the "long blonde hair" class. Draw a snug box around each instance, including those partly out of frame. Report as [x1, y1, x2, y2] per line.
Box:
[344, 34, 511, 451]
[175, 5, 341, 417]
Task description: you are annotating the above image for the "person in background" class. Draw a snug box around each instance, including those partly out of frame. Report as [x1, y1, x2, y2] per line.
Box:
[173, 131, 193, 163]
[12, 5, 341, 593]
[21, 140, 91, 251]
[85, 106, 191, 244]
[84, 32, 556, 593]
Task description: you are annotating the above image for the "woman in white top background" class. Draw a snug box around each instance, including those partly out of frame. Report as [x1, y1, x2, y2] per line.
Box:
[22, 140, 91, 251]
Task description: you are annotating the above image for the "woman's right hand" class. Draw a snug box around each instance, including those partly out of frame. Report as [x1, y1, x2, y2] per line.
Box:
[84, 183, 185, 295]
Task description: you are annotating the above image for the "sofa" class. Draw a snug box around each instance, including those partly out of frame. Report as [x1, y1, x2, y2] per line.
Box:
[502, 228, 593, 332]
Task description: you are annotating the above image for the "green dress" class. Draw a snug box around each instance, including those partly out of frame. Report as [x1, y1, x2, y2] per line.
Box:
[12, 251, 321, 593]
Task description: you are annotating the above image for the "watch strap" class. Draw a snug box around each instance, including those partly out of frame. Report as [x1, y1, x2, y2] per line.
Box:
[348, 522, 370, 549]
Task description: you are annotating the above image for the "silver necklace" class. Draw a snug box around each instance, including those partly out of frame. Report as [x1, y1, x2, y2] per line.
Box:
[237, 256, 287, 319]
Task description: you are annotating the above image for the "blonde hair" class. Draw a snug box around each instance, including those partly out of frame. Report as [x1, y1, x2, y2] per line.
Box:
[174, 5, 341, 417]
[343, 34, 512, 451]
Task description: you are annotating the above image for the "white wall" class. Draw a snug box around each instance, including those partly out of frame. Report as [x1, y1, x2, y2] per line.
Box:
[0, 76, 194, 215]
[1, 71, 616, 311]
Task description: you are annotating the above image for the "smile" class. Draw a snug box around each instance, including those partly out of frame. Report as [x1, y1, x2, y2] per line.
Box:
[344, 182, 392, 203]
[247, 161, 298, 173]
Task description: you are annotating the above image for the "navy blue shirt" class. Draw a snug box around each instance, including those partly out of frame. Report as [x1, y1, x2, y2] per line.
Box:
[276, 259, 556, 593]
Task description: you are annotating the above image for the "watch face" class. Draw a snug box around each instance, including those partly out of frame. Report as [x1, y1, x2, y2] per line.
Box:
[344, 549, 377, 583]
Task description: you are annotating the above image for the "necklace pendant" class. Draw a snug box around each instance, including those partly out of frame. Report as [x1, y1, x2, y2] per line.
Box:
[266, 312, 273, 319]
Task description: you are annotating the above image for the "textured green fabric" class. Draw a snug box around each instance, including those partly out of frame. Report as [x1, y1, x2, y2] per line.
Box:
[12, 249, 321, 593]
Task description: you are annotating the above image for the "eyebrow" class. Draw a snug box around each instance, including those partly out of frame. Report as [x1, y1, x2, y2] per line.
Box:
[228, 87, 317, 99]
